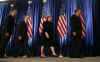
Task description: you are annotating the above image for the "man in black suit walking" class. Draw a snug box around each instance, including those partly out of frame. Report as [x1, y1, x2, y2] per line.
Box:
[70, 9, 83, 58]
[13, 14, 31, 57]
[0, 9, 18, 58]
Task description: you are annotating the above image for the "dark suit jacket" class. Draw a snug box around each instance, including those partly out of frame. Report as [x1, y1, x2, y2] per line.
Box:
[1, 15, 15, 35]
[16, 21, 28, 42]
[70, 15, 82, 33]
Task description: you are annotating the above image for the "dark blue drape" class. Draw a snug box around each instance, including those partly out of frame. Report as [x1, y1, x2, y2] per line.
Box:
[0, 3, 5, 25]
[31, 0, 42, 56]
[80, 0, 94, 56]
[0, 3, 11, 25]
[80, 0, 93, 46]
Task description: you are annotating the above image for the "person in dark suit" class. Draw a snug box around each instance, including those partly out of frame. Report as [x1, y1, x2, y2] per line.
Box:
[13, 14, 31, 57]
[40, 15, 57, 57]
[0, 9, 18, 58]
[70, 9, 83, 58]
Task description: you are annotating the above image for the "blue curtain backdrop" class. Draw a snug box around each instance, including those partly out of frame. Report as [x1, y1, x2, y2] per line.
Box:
[0, 3, 11, 25]
[0, 3, 5, 25]
[80, 0, 93, 46]
[80, 0, 94, 56]
[31, 0, 42, 56]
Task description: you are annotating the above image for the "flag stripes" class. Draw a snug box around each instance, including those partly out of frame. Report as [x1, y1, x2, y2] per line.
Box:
[57, 14, 67, 39]
[39, 16, 48, 36]
[80, 14, 86, 37]
[25, 15, 33, 38]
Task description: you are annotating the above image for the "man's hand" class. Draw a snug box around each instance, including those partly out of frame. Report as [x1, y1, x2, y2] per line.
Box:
[5, 32, 9, 37]
[18, 36, 22, 40]
[45, 32, 50, 39]
[72, 32, 77, 36]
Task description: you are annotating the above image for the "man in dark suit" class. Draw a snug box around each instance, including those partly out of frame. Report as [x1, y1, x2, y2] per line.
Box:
[13, 14, 31, 57]
[70, 9, 83, 58]
[0, 9, 18, 58]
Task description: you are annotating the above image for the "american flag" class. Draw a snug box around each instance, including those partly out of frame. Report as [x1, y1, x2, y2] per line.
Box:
[39, 16, 48, 36]
[57, 14, 67, 39]
[24, 15, 33, 38]
[80, 13, 86, 37]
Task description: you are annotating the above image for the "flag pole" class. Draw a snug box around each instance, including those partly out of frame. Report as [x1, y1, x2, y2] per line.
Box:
[59, 38, 63, 58]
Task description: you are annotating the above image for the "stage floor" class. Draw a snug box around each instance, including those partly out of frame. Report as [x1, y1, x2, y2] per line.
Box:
[0, 57, 100, 62]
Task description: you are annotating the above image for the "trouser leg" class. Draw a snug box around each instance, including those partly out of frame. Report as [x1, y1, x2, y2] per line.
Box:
[0, 37, 9, 57]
